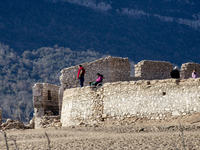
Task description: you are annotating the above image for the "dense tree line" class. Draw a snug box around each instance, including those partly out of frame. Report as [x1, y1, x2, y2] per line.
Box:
[0, 43, 106, 121]
[0, 0, 200, 65]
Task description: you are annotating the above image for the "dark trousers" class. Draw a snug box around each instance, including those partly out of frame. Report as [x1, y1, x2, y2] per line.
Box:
[79, 77, 84, 87]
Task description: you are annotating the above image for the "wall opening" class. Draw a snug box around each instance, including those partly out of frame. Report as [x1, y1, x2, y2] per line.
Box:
[48, 90, 51, 100]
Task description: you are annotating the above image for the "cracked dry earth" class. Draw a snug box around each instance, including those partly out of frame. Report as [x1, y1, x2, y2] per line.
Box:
[2, 113, 200, 150]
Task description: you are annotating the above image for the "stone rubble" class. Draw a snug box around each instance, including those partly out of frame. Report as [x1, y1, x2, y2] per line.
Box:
[0, 118, 34, 130]
[37, 116, 62, 128]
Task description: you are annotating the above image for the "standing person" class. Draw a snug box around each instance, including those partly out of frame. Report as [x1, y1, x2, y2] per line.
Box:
[77, 65, 85, 87]
[192, 69, 198, 78]
[170, 66, 180, 78]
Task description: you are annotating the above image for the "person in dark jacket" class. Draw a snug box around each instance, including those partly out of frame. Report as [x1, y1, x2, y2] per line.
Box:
[170, 66, 180, 78]
[77, 65, 85, 87]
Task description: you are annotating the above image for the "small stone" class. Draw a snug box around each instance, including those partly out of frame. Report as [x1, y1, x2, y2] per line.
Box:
[70, 125, 75, 128]
[172, 111, 181, 116]
[6, 119, 12, 124]
[79, 122, 85, 125]
[111, 112, 115, 117]
[102, 114, 107, 118]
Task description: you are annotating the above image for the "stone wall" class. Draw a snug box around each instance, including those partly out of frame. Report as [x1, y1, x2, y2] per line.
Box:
[33, 83, 60, 120]
[181, 63, 200, 79]
[135, 60, 173, 80]
[59, 56, 130, 89]
[33, 83, 60, 129]
[0, 108, 2, 125]
[61, 78, 200, 126]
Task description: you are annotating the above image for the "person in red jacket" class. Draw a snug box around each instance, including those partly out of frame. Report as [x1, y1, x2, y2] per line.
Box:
[77, 65, 85, 87]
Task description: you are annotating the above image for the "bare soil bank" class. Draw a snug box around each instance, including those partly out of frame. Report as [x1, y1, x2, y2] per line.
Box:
[1, 113, 200, 150]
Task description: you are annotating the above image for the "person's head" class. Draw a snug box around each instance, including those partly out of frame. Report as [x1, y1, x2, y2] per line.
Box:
[79, 65, 82, 68]
[194, 69, 196, 72]
[97, 73, 101, 76]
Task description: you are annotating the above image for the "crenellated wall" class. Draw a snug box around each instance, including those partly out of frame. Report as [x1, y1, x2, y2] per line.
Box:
[135, 60, 173, 80]
[61, 78, 200, 126]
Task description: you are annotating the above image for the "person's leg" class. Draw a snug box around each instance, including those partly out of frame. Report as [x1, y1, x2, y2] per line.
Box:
[95, 81, 100, 86]
[79, 78, 82, 87]
[79, 77, 84, 87]
[91, 82, 95, 86]
[82, 77, 84, 87]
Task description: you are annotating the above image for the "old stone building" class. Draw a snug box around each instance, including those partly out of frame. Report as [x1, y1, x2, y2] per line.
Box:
[32, 56, 200, 128]
[33, 83, 60, 128]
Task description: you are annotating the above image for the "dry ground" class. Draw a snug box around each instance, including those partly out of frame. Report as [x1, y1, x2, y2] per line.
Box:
[1, 113, 200, 150]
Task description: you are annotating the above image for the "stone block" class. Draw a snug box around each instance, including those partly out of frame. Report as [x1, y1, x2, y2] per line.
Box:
[111, 112, 115, 117]
[172, 111, 181, 116]
[102, 114, 107, 118]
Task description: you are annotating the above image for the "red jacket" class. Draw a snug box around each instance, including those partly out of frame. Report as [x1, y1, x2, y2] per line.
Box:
[77, 67, 85, 79]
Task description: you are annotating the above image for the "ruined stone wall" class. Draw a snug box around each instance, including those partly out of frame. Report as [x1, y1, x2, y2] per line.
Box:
[109, 57, 130, 82]
[33, 83, 60, 118]
[0, 108, 2, 125]
[135, 60, 173, 80]
[33, 83, 60, 129]
[59, 56, 130, 89]
[61, 78, 200, 126]
[181, 63, 200, 79]
[61, 87, 97, 126]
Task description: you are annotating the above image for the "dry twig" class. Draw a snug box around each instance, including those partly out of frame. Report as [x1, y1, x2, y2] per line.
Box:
[10, 137, 18, 150]
[0, 130, 9, 150]
[179, 122, 186, 150]
[45, 132, 51, 150]
[173, 143, 178, 150]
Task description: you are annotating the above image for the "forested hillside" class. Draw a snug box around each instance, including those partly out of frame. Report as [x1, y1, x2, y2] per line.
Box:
[0, 0, 200, 65]
[0, 43, 106, 120]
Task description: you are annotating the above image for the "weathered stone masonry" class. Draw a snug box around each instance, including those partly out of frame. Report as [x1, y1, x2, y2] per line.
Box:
[61, 78, 200, 126]
[59, 56, 131, 88]
[33, 56, 200, 128]
[33, 83, 60, 128]
[59, 56, 131, 116]
[181, 63, 200, 79]
[135, 60, 173, 80]
[33, 83, 60, 117]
